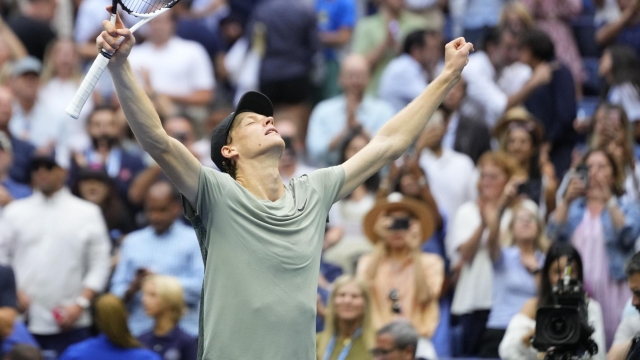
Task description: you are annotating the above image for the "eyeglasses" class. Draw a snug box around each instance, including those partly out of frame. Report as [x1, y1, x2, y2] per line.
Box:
[371, 347, 399, 357]
[389, 289, 401, 314]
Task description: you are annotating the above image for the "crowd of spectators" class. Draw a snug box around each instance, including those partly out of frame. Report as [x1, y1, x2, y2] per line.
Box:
[2, 0, 640, 359]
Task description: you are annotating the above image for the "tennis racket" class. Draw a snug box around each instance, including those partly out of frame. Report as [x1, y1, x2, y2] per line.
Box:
[65, 0, 181, 119]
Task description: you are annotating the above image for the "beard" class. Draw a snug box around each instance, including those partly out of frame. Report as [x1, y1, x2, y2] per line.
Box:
[91, 135, 119, 150]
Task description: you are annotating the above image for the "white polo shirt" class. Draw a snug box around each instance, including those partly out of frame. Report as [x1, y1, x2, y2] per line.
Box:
[419, 147, 477, 221]
[129, 36, 215, 97]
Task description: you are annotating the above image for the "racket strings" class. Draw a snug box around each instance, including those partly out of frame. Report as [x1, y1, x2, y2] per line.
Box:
[119, 0, 172, 14]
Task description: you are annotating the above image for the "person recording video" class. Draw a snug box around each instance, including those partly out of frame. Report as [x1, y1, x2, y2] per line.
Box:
[356, 193, 443, 360]
[498, 242, 606, 360]
[547, 149, 640, 346]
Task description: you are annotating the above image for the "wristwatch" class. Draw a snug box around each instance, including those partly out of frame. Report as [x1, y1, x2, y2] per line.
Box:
[607, 196, 618, 209]
[75, 296, 91, 310]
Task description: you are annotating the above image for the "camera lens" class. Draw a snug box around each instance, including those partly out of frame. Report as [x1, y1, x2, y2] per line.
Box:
[544, 314, 577, 343]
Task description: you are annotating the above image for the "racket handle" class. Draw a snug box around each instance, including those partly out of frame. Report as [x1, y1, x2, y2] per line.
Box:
[65, 52, 110, 119]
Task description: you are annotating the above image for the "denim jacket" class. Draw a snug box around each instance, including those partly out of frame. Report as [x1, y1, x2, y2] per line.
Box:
[547, 197, 640, 280]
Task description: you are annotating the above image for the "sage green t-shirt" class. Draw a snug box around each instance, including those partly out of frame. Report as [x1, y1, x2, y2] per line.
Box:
[184, 165, 346, 360]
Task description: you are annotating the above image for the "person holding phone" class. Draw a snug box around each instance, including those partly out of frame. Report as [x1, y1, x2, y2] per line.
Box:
[547, 148, 640, 347]
[356, 193, 443, 359]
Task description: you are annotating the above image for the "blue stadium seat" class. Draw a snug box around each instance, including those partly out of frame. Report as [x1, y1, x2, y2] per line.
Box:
[572, 15, 601, 57]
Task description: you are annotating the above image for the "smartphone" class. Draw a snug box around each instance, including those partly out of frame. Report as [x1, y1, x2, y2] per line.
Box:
[388, 217, 410, 230]
[575, 164, 589, 188]
[517, 182, 528, 195]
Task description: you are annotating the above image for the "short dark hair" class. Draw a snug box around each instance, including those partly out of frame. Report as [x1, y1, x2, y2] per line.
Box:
[377, 321, 419, 353]
[403, 30, 427, 55]
[627, 252, 640, 277]
[481, 27, 502, 52]
[149, 180, 182, 204]
[86, 105, 115, 127]
[520, 29, 555, 62]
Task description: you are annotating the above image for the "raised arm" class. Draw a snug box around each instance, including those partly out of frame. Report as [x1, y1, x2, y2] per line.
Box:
[97, 12, 201, 205]
[338, 38, 473, 198]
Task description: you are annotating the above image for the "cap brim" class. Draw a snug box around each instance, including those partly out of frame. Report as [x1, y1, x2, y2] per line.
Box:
[29, 157, 60, 171]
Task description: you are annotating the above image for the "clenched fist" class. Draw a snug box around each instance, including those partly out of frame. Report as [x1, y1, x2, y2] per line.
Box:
[443, 37, 474, 80]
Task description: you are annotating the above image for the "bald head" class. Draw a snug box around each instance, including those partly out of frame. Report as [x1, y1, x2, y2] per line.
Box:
[339, 54, 370, 95]
[0, 86, 13, 129]
[145, 181, 182, 234]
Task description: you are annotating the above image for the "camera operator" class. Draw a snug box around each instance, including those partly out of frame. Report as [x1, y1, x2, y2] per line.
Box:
[608, 252, 640, 360]
[498, 243, 606, 360]
[356, 194, 443, 359]
[547, 149, 640, 345]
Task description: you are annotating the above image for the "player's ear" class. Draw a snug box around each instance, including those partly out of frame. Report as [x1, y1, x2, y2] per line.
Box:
[221, 145, 238, 161]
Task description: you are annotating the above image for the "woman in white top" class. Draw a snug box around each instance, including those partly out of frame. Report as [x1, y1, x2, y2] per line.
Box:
[39, 39, 93, 147]
[446, 151, 534, 356]
[323, 128, 379, 274]
[499, 242, 606, 360]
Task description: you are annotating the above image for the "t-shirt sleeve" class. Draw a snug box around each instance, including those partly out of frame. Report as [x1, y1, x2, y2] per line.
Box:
[614, 315, 640, 344]
[184, 165, 232, 219]
[306, 166, 346, 212]
[0, 266, 17, 309]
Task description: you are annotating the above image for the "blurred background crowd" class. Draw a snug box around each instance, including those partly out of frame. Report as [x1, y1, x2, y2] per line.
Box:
[1, 0, 640, 359]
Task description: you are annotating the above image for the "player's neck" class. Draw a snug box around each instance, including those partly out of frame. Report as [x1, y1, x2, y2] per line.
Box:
[337, 318, 361, 340]
[153, 312, 176, 336]
[236, 159, 285, 202]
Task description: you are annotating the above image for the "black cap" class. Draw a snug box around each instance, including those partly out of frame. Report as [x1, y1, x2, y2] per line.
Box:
[210, 91, 273, 171]
[29, 155, 60, 172]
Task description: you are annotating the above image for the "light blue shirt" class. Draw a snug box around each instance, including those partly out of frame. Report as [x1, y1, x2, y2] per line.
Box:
[463, 0, 505, 30]
[306, 95, 395, 166]
[110, 221, 204, 337]
[486, 247, 544, 329]
[378, 54, 428, 114]
[547, 197, 640, 280]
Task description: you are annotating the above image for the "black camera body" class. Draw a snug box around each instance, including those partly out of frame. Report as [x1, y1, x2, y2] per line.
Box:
[532, 275, 598, 359]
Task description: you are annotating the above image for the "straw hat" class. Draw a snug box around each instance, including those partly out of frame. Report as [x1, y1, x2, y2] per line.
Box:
[493, 106, 545, 145]
[363, 193, 436, 244]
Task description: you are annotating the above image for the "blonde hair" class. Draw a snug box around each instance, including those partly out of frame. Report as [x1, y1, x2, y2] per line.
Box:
[95, 294, 142, 349]
[317, 276, 375, 359]
[499, 1, 534, 30]
[478, 151, 524, 178]
[40, 38, 82, 84]
[144, 275, 186, 324]
[504, 203, 550, 250]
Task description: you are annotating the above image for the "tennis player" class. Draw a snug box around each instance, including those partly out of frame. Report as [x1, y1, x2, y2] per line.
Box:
[97, 14, 472, 360]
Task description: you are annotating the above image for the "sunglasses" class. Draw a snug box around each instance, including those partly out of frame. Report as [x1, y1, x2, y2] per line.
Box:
[389, 289, 401, 314]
